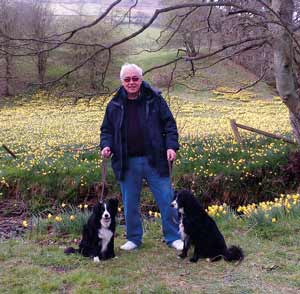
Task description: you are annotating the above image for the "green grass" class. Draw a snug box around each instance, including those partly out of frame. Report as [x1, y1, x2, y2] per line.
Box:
[1, 215, 300, 294]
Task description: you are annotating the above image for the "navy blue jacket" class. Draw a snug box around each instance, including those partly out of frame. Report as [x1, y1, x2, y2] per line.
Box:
[100, 81, 179, 180]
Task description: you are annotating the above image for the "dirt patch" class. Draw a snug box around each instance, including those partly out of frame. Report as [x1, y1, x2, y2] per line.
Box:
[0, 198, 28, 239]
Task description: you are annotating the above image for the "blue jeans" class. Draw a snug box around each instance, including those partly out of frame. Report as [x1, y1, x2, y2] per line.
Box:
[119, 156, 180, 246]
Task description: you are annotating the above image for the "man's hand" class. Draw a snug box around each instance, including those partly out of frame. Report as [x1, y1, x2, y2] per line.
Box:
[101, 147, 111, 158]
[167, 149, 176, 161]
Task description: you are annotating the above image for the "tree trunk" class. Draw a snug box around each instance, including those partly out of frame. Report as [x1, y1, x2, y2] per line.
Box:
[4, 50, 13, 96]
[183, 32, 197, 57]
[271, 0, 300, 144]
[37, 51, 48, 88]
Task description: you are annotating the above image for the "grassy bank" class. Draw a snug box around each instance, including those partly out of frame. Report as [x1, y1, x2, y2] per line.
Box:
[1, 205, 300, 294]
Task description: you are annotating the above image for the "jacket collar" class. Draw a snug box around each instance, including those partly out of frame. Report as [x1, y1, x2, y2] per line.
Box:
[112, 81, 161, 105]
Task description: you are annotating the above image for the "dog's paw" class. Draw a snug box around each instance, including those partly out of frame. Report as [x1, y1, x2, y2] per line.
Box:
[93, 256, 100, 263]
[178, 253, 187, 259]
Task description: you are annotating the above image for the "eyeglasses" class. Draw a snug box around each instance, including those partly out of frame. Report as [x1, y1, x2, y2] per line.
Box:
[123, 76, 140, 83]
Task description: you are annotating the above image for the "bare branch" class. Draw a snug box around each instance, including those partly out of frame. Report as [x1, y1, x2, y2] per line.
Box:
[219, 63, 269, 94]
[207, 6, 217, 33]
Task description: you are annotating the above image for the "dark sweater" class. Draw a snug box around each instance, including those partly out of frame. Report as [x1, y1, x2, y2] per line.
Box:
[126, 98, 145, 157]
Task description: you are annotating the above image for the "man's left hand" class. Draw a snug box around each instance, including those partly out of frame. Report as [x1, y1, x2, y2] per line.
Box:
[167, 149, 176, 161]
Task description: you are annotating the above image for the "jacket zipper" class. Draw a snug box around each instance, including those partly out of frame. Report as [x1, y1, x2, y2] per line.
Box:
[146, 98, 155, 120]
[111, 101, 124, 179]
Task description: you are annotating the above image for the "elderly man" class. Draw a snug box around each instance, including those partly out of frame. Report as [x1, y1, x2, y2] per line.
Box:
[100, 63, 183, 251]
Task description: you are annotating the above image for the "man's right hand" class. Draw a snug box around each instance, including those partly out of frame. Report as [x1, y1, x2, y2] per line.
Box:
[101, 147, 111, 158]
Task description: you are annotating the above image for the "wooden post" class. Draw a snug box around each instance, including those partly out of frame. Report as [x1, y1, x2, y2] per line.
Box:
[230, 119, 242, 145]
[2, 144, 17, 158]
[229, 119, 297, 146]
[235, 122, 297, 145]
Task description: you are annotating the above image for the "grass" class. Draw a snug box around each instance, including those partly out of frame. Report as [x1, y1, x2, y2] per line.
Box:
[1, 213, 300, 294]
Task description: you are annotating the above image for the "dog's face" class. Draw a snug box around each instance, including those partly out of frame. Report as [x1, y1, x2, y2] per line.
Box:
[93, 198, 118, 228]
[171, 189, 190, 214]
[171, 189, 200, 214]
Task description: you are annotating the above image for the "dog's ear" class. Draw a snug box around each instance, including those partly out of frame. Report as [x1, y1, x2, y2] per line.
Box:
[173, 190, 178, 199]
[108, 198, 119, 216]
[93, 201, 101, 212]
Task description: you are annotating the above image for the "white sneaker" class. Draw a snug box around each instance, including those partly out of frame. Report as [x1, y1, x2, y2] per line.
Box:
[171, 239, 184, 251]
[120, 241, 138, 251]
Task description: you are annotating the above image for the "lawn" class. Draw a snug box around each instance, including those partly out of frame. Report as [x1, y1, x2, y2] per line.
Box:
[1, 211, 300, 294]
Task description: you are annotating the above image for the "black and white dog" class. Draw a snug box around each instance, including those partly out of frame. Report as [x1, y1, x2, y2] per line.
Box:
[171, 189, 244, 263]
[64, 198, 118, 262]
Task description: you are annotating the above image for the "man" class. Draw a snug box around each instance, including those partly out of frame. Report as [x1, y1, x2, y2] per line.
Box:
[100, 63, 183, 251]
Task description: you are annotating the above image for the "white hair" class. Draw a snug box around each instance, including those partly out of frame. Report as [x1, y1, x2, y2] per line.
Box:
[120, 63, 143, 80]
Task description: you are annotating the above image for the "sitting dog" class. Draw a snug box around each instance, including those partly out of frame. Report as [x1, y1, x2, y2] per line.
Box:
[171, 189, 244, 263]
[64, 198, 118, 262]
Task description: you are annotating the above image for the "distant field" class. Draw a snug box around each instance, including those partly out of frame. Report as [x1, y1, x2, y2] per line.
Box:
[50, 1, 162, 16]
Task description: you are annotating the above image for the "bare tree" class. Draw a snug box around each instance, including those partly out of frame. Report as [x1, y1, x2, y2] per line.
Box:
[153, 0, 300, 143]
[0, 0, 20, 96]
[25, 0, 54, 88]
[270, 0, 300, 142]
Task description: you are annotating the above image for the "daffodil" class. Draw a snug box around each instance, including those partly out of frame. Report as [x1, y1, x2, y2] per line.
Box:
[55, 216, 62, 222]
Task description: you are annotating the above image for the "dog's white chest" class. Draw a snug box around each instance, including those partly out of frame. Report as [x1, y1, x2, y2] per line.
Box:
[179, 218, 187, 240]
[98, 228, 113, 253]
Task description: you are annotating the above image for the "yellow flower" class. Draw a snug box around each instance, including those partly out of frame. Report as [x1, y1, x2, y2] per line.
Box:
[154, 212, 159, 218]
[78, 204, 83, 209]
[55, 216, 62, 222]
[84, 204, 88, 209]
[69, 215, 75, 221]
[272, 218, 277, 223]
[22, 220, 28, 228]
[118, 207, 122, 213]
[47, 213, 52, 219]
[61, 203, 66, 208]
[149, 210, 153, 216]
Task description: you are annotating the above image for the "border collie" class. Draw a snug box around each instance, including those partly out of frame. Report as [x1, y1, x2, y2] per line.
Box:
[64, 198, 118, 262]
[171, 189, 244, 263]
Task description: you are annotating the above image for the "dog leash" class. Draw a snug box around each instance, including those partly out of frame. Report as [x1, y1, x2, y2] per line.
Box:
[169, 159, 180, 225]
[99, 158, 107, 202]
[168, 159, 174, 188]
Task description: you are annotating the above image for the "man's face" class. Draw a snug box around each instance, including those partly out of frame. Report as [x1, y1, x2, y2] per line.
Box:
[121, 68, 142, 96]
